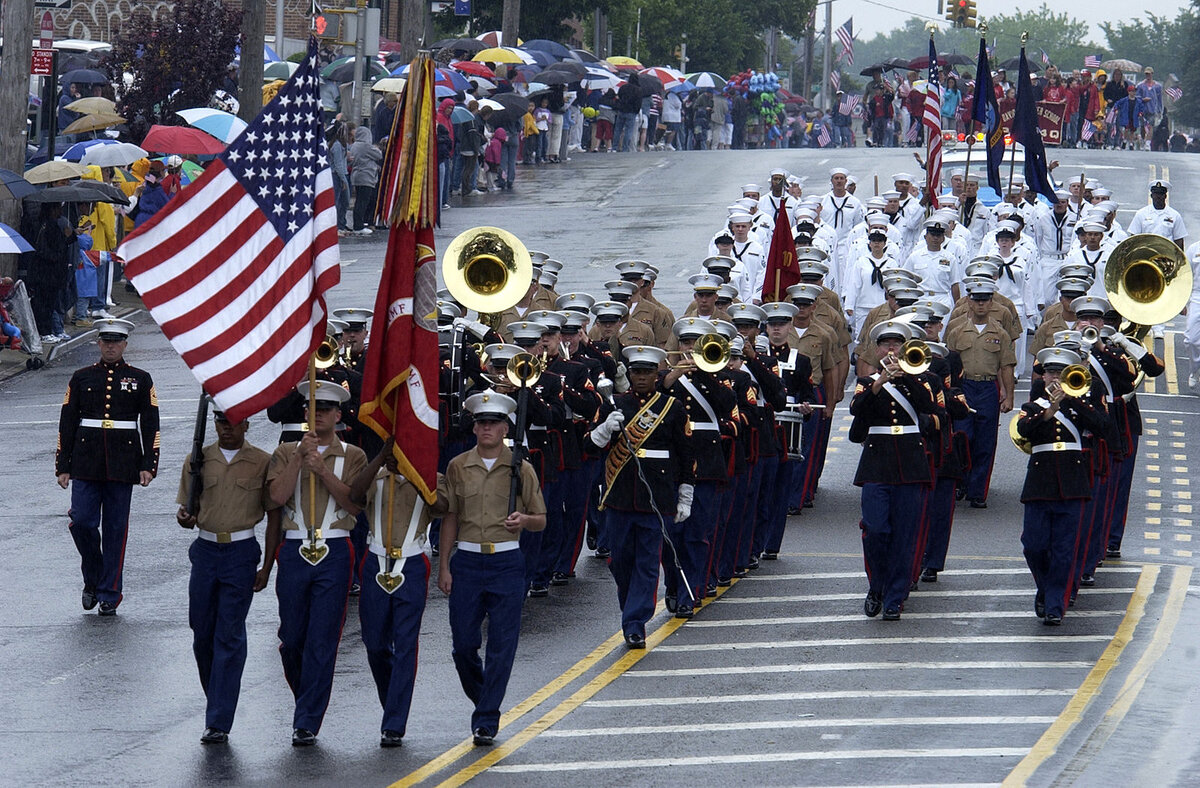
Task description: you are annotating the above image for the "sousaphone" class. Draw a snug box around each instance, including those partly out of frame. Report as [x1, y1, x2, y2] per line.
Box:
[1104, 233, 1192, 338]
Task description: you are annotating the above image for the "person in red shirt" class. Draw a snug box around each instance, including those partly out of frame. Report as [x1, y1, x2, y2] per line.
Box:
[1072, 71, 1100, 147]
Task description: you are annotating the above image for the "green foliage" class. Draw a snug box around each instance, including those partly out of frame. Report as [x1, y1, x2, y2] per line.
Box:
[1100, 11, 1194, 83]
[1176, 1, 1200, 126]
[432, 0, 612, 43]
[979, 4, 1097, 66]
[106, 0, 242, 138]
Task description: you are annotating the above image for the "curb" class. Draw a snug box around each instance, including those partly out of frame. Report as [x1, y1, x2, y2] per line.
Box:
[0, 306, 144, 385]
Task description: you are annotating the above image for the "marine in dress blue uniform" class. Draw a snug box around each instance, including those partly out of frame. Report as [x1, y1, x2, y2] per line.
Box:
[175, 409, 281, 745]
[438, 391, 547, 747]
[266, 379, 368, 746]
[55, 318, 160, 616]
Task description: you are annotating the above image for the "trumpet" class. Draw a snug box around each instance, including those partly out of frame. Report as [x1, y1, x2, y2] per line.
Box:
[669, 333, 731, 372]
[1059, 364, 1092, 398]
[897, 339, 932, 375]
[313, 339, 339, 369]
[1080, 325, 1101, 345]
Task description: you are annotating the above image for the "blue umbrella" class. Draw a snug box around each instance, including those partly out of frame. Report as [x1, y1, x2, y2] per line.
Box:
[0, 223, 35, 254]
[522, 49, 555, 67]
[450, 105, 475, 124]
[522, 39, 571, 59]
[436, 85, 457, 99]
[393, 64, 471, 92]
[233, 43, 282, 65]
[669, 82, 695, 94]
[62, 138, 119, 163]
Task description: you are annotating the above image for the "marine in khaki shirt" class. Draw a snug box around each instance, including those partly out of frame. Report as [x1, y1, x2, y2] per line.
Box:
[268, 437, 368, 533]
[944, 299, 1017, 412]
[177, 440, 277, 537]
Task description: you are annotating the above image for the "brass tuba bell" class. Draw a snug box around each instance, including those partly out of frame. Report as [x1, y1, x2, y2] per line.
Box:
[897, 339, 932, 375]
[442, 226, 534, 315]
[1009, 413, 1032, 455]
[1060, 364, 1092, 398]
[1104, 233, 1193, 337]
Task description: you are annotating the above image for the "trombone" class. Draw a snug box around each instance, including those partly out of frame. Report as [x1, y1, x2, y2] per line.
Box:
[668, 333, 731, 372]
[1059, 364, 1092, 398]
[881, 340, 932, 376]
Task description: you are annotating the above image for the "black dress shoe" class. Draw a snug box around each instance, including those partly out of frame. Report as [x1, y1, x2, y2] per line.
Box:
[969, 499, 987, 509]
[747, 556, 760, 570]
[380, 730, 403, 748]
[882, 608, 901, 621]
[955, 486, 966, 501]
[909, 580, 919, 592]
[664, 595, 677, 613]
[550, 572, 569, 586]
[292, 728, 316, 746]
[732, 568, 749, 578]
[674, 605, 694, 620]
[1106, 547, 1122, 559]
[624, 632, 646, 649]
[473, 728, 495, 746]
[98, 602, 118, 616]
[586, 534, 598, 551]
[1043, 613, 1062, 626]
[1035, 593, 1046, 618]
[349, 583, 361, 597]
[594, 547, 611, 559]
[200, 727, 228, 744]
[716, 577, 732, 587]
[528, 585, 549, 597]
[1080, 573, 1095, 587]
[864, 593, 882, 618]
[787, 506, 802, 516]
[81, 589, 98, 611]
[920, 568, 938, 583]
[705, 584, 717, 598]
[761, 551, 778, 561]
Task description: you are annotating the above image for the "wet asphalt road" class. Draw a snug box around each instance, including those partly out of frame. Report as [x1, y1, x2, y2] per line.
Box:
[3, 145, 1200, 787]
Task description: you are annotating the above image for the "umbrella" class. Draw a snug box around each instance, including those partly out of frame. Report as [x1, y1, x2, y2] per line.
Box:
[476, 31, 520, 48]
[233, 43, 281, 65]
[859, 63, 887, 76]
[525, 84, 552, 101]
[155, 157, 205, 185]
[542, 60, 587, 79]
[62, 139, 119, 162]
[478, 98, 505, 112]
[686, 71, 727, 89]
[59, 52, 104, 73]
[668, 82, 695, 95]
[60, 68, 109, 85]
[435, 85, 457, 99]
[582, 72, 622, 92]
[65, 96, 117, 115]
[532, 70, 573, 86]
[75, 179, 131, 205]
[0, 169, 36, 200]
[606, 56, 643, 70]
[570, 49, 603, 63]
[996, 56, 1038, 72]
[0, 223, 33, 254]
[140, 125, 225, 155]
[640, 66, 685, 89]
[468, 77, 498, 93]
[176, 108, 248, 144]
[473, 46, 535, 65]
[451, 60, 495, 79]
[636, 73, 664, 96]
[371, 77, 407, 93]
[1101, 58, 1142, 74]
[510, 64, 543, 82]
[522, 50, 555, 67]
[80, 142, 148, 167]
[450, 105, 475, 124]
[264, 61, 299, 81]
[393, 64, 470, 91]
[522, 39, 571, 59]
[26, 183, 124, 203]
[439, 38, 487, 55]
[909, 53, 974, 70]
[24, 160, 89, 184]
[61, 112, 126, 136]
[488, 91, 532, 125]
[321, 57, 389, 83]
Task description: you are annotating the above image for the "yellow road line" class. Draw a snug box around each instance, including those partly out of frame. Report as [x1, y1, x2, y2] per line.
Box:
[432, 581, 740, 787]
[1002, 564, 1159, 786]
[1164, 330, 1179, 395]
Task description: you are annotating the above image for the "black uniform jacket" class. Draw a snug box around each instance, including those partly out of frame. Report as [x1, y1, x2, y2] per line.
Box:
[743, 354, 789, 459]
[1017, 395, 1112, 502]
[548, 356, 602, 470]
[848, 372, 944, 486]
[663, 370, 737, 482]
[596, 389, 695, 515]
[57, 360, 160, 484]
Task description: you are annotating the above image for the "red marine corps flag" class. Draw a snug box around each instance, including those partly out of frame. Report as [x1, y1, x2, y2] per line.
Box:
[760, 199, 798, 302]
[357, 54, 441, 504]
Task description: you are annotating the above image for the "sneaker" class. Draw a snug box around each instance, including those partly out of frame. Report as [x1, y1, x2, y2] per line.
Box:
[73, 319, 92, 328]
[442, 203, 451, 209]
[57, 332, 72, 342]
[90, 310, 114, 319]
[1188, 372, 1198, 390]
[357, 227, 372, 236]
[41, 334, 60, 344]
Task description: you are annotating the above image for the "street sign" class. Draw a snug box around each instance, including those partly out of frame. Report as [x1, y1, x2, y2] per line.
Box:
[33, 0, 70, 9]
[454, 0, 470, 15]
[40, 12, 55, 50]
[32, 48, 54, 76]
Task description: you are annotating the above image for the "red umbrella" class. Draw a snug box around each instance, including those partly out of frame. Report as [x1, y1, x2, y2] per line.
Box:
[140, 124, 226, 156]
[451, 60, 495, 79]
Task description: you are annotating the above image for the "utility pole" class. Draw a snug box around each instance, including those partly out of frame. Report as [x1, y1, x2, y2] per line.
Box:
[351, 0, 367, 122]
[802, 24, 814, 101]
[0, 0, 33, 257]
[274, 0, 285, 55]
[501, 0, 520, 49]
[240, 0, 266, 121]
[399, 0, 424, 61]
[822, 0, 833, 109]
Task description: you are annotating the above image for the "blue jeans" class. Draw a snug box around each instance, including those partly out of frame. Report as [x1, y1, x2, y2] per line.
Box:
[615, 111, 638, 152]
[332, 175, 349, 230]
[438, 159, 451, 207]
[499, 139, 517, 186]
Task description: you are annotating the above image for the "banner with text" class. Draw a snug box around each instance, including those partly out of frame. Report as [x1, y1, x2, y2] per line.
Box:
[999, 100, 1067, 146]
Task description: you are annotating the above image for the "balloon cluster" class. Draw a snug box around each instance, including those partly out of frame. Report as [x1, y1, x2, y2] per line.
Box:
[756, 90, 781, 118]
[726, 69, 782, 97]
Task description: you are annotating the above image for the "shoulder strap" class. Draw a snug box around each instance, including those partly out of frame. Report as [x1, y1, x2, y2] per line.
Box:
[679, 376, 718, 425]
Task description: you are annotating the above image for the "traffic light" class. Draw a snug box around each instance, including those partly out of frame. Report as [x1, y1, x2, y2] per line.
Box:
[957, 0, 978, 28]
[946, 0, 959, 26]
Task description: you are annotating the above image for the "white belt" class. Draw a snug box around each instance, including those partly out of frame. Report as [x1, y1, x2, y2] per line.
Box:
[1033, 442, 1082, 453]
[456, 540, 520, 554]
[868, 425, 921, 435]
[635, 449, 670, 459]
[80, 418, 138, 430]
[285, 528, 351, 539]
[198, 529, 256, 544]
[368, 541, 425, 559]
[281, 423, 307, 432]
[691, 422, 719, 432]
[528, 424, 547, 431]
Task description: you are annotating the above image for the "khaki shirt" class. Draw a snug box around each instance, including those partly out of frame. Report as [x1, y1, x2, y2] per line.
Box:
[531, 286, 558, 311]
[945, 318, 1016, 377]
[682, 302, 732, 322]
[812, 301, 850, 364]
[1029, 310, 1071, 358]
[446, 446, 546, 544]
[950, 295, 1021, 340]
[793, 323, 836, 378]
[626, 299, 662, 344]
[267, 439, 368, 532]
[855, 302, 895, 370]
[364, 468, 448, 549]
[175, 442, 276, 534]
[494, 303, 537, 343]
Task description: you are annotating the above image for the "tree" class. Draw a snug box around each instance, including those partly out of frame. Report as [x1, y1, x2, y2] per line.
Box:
[1101, 11, 1194, 85]
[433, 0, 611, 43]
[978, 4, 1098, 67]
[1176, 0, 1200, 126]
[107, 0, 243, 142]
[0, 0, 33, 275]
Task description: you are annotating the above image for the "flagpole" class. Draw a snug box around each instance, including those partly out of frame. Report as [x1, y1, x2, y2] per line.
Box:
[1006, 34, 1029, 198]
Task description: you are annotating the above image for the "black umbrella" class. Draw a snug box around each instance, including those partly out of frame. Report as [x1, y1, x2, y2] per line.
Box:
[60, 68, 108, 86]
[0, 168, 36, 201]
[26, 183, 124, 204]
[997, 56, 1038, 72]
[523, 39, 572, 60]
[860, 63, 886, 76]
[908, 53, 975, 70]
[76, 179, 130, 205]
[533, 70, 574, 86]
[542, 60, 587, 78]
[637, 73, 663, 96]
[437, 37, 487, 55]
[58, 52, 105, 73]
[488, 91, 533, 126]
[882, 57, 913, 71]
[570, 49, 602, 63]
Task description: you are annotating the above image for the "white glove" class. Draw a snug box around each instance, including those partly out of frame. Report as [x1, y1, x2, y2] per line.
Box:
[465, 320, 492, 340]
[614, 362, 630, 393]
[1113, 332, 1148, 360]
[754, 335, 770, 355]
[675, 484, 694, 522]
[589, 409, 625, 447]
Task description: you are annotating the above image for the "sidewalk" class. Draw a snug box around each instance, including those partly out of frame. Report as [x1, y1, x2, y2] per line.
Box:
[0, 285, 144, 384]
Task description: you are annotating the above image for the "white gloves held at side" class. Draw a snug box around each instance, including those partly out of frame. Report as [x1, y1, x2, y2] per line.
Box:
[675, 483, 694, 522]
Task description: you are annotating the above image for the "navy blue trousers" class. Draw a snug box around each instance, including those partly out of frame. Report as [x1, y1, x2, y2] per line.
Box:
[860, 483, 926, 611]
[922, 476, 959, 572]
[766, 458, 798, 553]
[448, 548, 526, 733]
[359, 552, 429, 735]
[556, 458, 601, 574]
[528, 477, 563, 587]
[605, 509, 666, 638]
[956, 379, 1000, 501]
[749, 454, 779, 560]
[663, 481, 716, 606]
[69, 479, 132, 606]
[718, 469, 753, 580]
[189, 537, 260, 732]
[1107, 434, 1139, 550]
[276, 537, 353, 732]
[1022, 499, 1085, 619]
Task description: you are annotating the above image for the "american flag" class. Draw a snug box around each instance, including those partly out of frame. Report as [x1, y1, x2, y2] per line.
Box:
[1104, 106, 1117, 124]
[835, 19, 854, 65]
[839, 93, 861, 116]
[816, 125, 831, 147]
[905, 119, 919, 143]
[1166, 86, 1183, 101]
[120, 38, 339, 422]
[830, 71, 841, 93]
[1084, 54, 1101, 68]
[1081, 120, 1096, 141]
[1040, 50, 1050, 66]
[922, 39, 942, 209]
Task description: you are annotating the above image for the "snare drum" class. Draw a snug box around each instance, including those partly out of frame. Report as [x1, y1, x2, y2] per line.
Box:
[775, 411, 806, 461]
